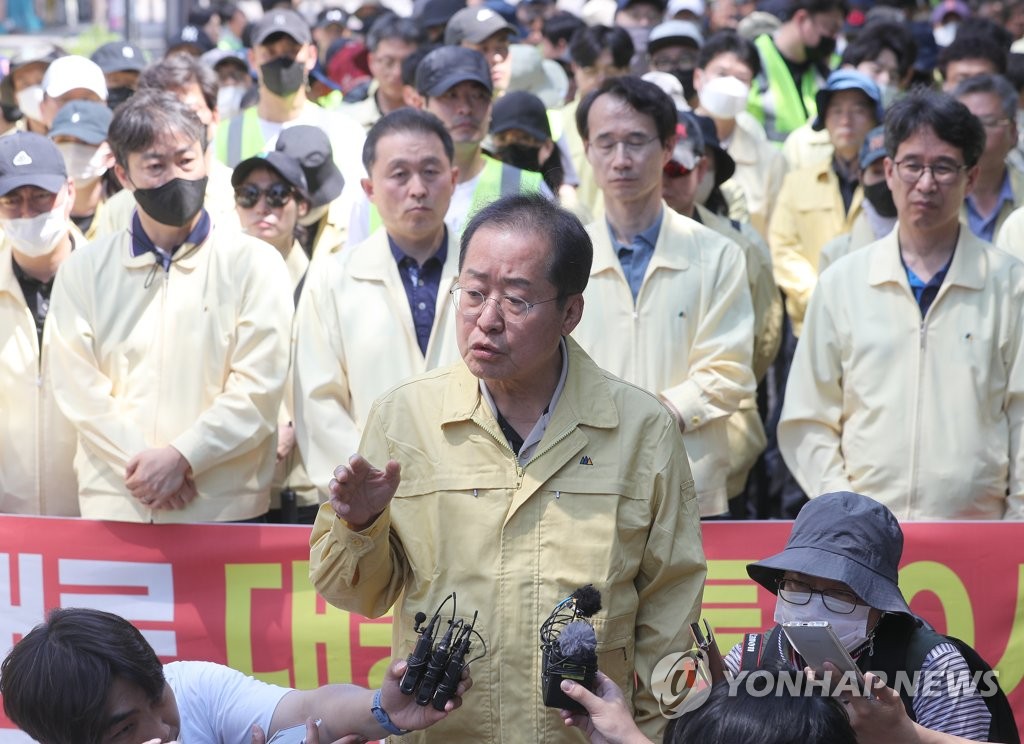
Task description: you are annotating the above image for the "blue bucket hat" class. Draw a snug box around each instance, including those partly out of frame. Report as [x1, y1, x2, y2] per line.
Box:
[811, 69, 884, 131]
[746, 492, 913, 616]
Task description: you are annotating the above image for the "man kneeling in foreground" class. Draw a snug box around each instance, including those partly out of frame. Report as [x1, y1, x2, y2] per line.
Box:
[1, 607, 470, 744]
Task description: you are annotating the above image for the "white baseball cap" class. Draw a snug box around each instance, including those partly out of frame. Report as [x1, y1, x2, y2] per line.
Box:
[42, 55, 108, 100]
[667, 0, 705, 17]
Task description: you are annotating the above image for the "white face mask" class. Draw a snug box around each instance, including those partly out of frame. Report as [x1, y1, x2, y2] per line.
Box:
[55, 141, 108, 185]
[15, 85, 44, 123]
[3, 202, 69, 257]
[217, 85, 246, 121]
[698, 75, 751, 121]
[774, 592, 873, 652]
[933, 22, 958, 47]
[695, 165, 715, 205]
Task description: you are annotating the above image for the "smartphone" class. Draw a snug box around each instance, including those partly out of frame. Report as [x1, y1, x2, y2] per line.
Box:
[781, 621, 865, 685]
[266, 720, 319, 744]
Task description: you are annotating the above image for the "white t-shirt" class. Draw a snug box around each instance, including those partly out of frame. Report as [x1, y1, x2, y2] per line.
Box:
[165, 661, 292, 744]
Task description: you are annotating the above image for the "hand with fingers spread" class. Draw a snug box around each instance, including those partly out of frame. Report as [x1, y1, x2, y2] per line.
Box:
[557, 671, 654, 744]
[328, 454, 401, 530]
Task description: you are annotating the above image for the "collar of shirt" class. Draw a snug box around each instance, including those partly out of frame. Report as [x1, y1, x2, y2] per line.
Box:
[387, 228, 448, 269]
[130, 209, 212, 270]
[964, 168, 1015, 242]
[479, 336, 569, 464]
[901, 248, 955, 314]
[608, 208, 663, 255]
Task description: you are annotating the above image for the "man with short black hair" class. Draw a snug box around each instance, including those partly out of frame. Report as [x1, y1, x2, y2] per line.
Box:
[345, 17, 420, 131]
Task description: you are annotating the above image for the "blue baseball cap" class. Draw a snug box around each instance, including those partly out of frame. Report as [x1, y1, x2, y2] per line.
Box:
[811, 69, 883, 131]
[859, 125, 887, 170]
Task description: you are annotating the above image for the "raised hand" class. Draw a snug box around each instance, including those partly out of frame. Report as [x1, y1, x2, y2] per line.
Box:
[328, 454, 401, 530]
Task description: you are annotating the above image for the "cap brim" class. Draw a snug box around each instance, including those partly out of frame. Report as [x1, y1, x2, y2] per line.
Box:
[49, 124, 107, 145]
[747, 546, 913, 616]
[423, 73, 492, 98]
[0, 172, 66, 196]
[253, 28, 310, 46]
[713, 148, 735, 183]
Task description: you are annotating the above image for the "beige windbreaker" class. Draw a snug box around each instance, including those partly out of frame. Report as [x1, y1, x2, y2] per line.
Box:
[47, 221, 293, 522]
[293, 229, 461, 498]
[309, 337, 707, 743]
[779, 227, 1024, 519]
[573, 208, 756, 516]
[0, 240, 79, 515]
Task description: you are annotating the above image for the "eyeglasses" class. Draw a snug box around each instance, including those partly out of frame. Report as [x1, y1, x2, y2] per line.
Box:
[893, 159, 968, 186]
[450, 286, 560, 322]
[590, 134, 659, 157]
[233, 182, 295, 209]
[777, 578, 863, 615]
[663, 159, 698, 178]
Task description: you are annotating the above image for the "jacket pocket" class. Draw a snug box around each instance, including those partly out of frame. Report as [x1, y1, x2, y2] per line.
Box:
[592, 613, 636, 701]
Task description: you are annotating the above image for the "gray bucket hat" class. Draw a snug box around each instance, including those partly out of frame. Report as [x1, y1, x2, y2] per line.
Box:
[747, 492, 913, 616]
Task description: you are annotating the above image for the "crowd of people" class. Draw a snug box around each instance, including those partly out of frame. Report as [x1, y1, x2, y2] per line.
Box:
[1, 0, 1023, 740]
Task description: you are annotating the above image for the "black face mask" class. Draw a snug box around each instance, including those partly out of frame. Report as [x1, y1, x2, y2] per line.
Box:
[806, 35, 837, 64]
[495, 144, 542, 173]
[107, 86, 135, 110]
[864, 180, 897, 218]
[260, 57, 306, 97]
[133, 177, 209, 227]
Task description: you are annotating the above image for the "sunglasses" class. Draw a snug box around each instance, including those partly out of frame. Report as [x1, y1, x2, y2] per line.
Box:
[234, 182, 295, 209]
[663, 160, 697, 179]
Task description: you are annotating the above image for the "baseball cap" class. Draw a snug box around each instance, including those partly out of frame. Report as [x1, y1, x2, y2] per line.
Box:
[417, 0, 468, 30]
[316, 6, 349, 27]
[667, 0, 705, 17]
[42, 55, 108, 100]
[811, 69, 883, 131]
[274, 125, 344, 207]
[491, 91, 552, 141]
[930, 0, 969, 25]
[232, 150, 310, 198]
[48, 101, 113, 145]
[859, 125, 887, 170]
[444, 6, 515, 45]
[416, 46, 493, 97]
[643, 70, 688, 110]
[251, 9, 313, 47]
[90, 41, 147, 74]
[691, 112, 735, 183]
[672, 110, 706, 169]
[201, 49, 250, 74]
[507, 44, 569, 109]
[648, 19, 704, 51]
[0, 132, 68, 196]
[616, 0, 668, 11]
[167, 25, 216, 54]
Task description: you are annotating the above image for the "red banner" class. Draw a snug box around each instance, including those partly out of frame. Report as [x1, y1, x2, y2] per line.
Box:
[0, 516, 1021, 741]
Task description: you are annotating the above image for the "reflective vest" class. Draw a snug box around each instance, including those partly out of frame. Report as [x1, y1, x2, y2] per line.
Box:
[215, 107, 265, 168]
[748, 34, 824, 144]
[368, 154, 545, 234]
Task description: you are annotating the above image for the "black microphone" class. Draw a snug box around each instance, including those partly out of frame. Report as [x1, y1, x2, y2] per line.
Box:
[432, 621, 474, 710]
[540, 585, 602, 712]
[416, 620, 457, 706]
[400, 611, 438, 695]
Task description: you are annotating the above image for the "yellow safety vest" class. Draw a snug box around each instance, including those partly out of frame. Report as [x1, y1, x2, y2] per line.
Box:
[748, 34, 824, 144]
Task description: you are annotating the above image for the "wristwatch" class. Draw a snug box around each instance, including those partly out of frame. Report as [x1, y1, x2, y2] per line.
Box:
[372, 688, 410, 736]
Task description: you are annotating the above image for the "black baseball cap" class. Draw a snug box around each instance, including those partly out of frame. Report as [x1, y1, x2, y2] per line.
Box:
[316, 6, 349, 27]
[232, 150, 310, 198]
[48, 101, 113, 145]
[90, 41, 148, 74]
[0, 132, 68, 196]
[417, 0, 467, 30]
[273, 125, 343, 207]
[691, 112, 735, 184]
[167, 25, 216, 54]
[491, 90, 550, 141]
[416, 45, 492, 97]
[252, 9, 313, 46]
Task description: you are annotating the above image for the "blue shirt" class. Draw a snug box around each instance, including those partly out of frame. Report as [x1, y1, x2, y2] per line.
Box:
[609, 209, 663, 302]
[389, 230, 447, 356]
[964, 169, 1014, 242]
[903, 251, 954, 317]
[130, 209, 212, 271]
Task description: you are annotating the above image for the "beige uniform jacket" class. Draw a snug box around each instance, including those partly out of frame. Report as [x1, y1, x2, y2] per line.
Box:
[293, 229, 461, 497]
[722, 112, 789, 238]
[0, 239, 79, 515]
[573, 208, 756, 516]
[47, 220, 293, 522]
[779, 227, 1024, 519]
[769, 157, 863, 336]
[309, 337, 707, 743]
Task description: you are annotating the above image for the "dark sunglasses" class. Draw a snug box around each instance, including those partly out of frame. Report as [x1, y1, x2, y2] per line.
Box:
[234, 182, 295, 209]
[663, 160, 696, 179]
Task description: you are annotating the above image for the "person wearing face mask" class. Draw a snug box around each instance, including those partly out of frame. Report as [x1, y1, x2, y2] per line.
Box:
[213, 8, 367, 195]
[90, 41, 148, 112]
[490, 91, 567, 197]
[202, 49, 257, 123]
[783, 20, 917, 171]
[723, 491, 994, 740]
[695, 30, 789, 237]
[817, 126, 896, 273]
[5, 45, 64, 135]
[932, 0, 969, 48]
[769, 69, 880, 337]
[47, 90, 293, 523]
[0, 132, 81, 517]
[37, 55, 108, 133]
[747, 0, 845, 144]
[646, 19, 704, 103]
[48, 100, 116, 241]
[614, 0, 668, 73]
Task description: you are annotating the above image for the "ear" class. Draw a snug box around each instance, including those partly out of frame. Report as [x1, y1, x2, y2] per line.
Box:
[539, 139, 555, 162]
[662, 135, 677, 165]
[98, 141, 116, 170]
[449, 164, 459, 187]
[114, 162, 132, 192]
[360, 176, 374, 201]
[62, 179, 76, 219]
[692, 66, 706, 92]
[883, 155, 896, 192]
[304, 43, 318, 73]
[560, 293, 584, 335]
[297, 198, 309, 218]
[964, 162, 980, 195]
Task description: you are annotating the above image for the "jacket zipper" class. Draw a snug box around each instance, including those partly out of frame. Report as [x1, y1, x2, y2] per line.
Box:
[909, 316, 927, 518]
[34, 309, 44, 513]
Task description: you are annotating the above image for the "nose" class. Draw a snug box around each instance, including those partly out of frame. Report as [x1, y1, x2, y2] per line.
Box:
[408, 173, 427, 198]
[915, 166, 938, 191]
[475, 297, 505, 331]
[611, 142, 633, 169]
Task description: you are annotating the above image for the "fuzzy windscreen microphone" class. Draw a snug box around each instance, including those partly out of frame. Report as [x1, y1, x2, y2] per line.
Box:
[540, 585, 603, 712]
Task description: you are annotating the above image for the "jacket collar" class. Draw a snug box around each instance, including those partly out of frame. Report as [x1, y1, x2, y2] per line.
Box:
[0, 242, 20, 299]
[589, 205, 691, 276]
[121, 209, 211, 272]
[439, 336, 620, 432]
[348, 228, 458, 284]
[867, 222, 987, 291]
